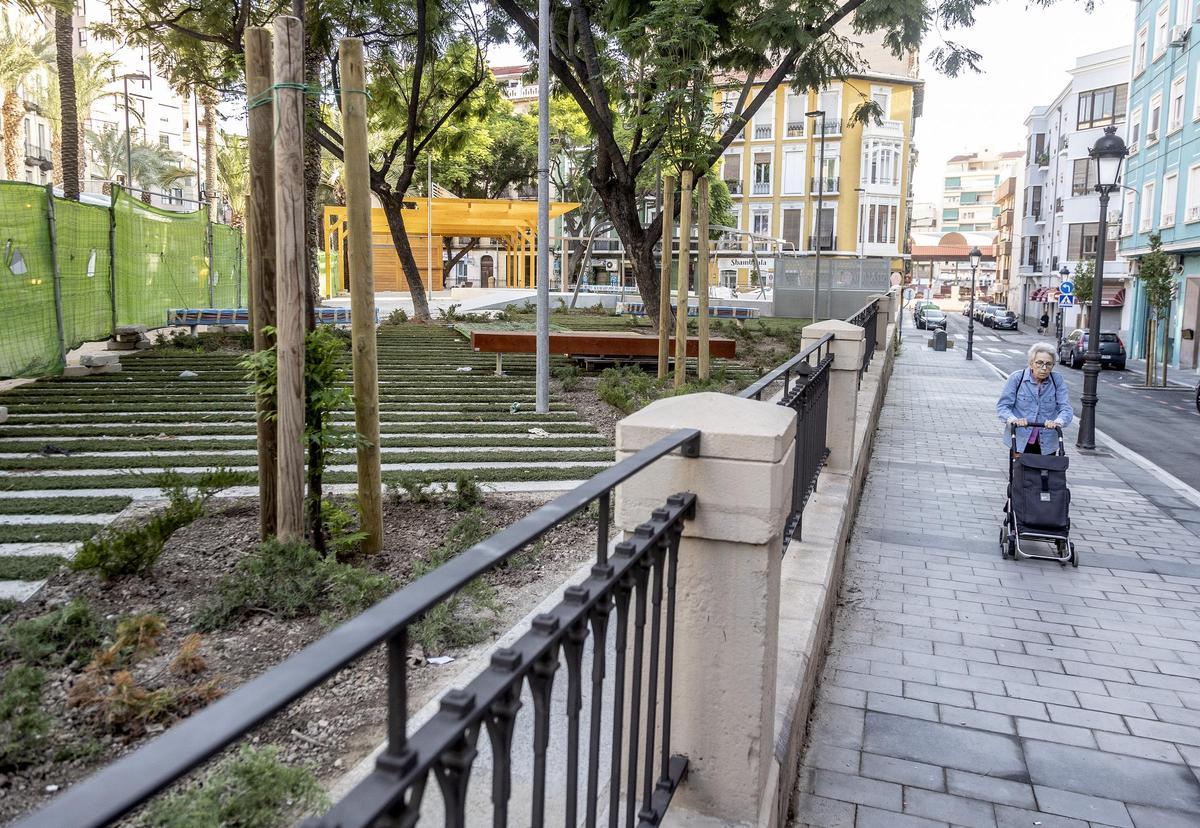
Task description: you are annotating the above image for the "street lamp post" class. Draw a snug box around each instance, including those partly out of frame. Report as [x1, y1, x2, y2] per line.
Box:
[120, 73, 151, 195]
[806, 109, 826, 321]
[1077, 125, 1128, 450]
[1056, 264, 1070, 348]
[966, 246, 982, 361]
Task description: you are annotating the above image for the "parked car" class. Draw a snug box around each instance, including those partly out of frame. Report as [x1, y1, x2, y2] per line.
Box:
[992, 310, 1019, 331]
[920, 309, 948, 331]
[913, 302, 938, 326]
[981, 307, 1000, 327]
[1058, 329, 1126, 370]
[973, 303, 993, 322]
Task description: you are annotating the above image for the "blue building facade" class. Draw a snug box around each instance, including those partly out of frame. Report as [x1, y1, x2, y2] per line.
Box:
[1119, 0, 1200, 374]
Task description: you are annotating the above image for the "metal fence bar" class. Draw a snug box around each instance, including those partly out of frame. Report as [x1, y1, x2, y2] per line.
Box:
[18, 428, 701, 828]
[846, 298, 879, 380]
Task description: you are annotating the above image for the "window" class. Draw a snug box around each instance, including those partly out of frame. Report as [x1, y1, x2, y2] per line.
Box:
[782, 206, 804, 248]
[1154, 3, 1170, 58]
[812, 206, 836, 249]
[752, 101, 773, 140]
[1169, 75, 1187, 132]
[819, 86, 841, 129]
[1067, 223, 1101, 259]
[159, 134, 170, 149]
[1121, 189, 1136, 236]
[961, 191, 979, 205]
[1071, 158, 1097, 196]
[1149, 92, 1163, 141]
[1161, 172, 1178, 226]
[785, 93, 805, 136]
[751, 208, 771, 240]
[1024, 185, 1043, 218]
[1195, 74, 1200, 120]
[944, 176, 961, 189]
[167, 188, 184, 206]
[1186, 164, 1200, 223]
[78, 28, 88, 47]
[1176, 0, 1191, 26]
[1136, 25, 1149, 72]
[1076, 84, 1127, 129]
[1129, 105, 1142, 151]
[723, 153, 741, 193]
[1140, 182, 1156, 232]
[1023, 236, 1040, 268]
[782, 150, 805, 194]
[752, 151, 772, 194]
[870, 86, 891, 119]
[862, 140, 901, 186]
[859, 198, 900, 245]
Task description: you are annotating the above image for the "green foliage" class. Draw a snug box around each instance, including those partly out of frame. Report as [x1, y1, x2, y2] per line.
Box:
[1073, 259, 1095, 306]
[449, 473, 482, 511]
[71, 468, 239, 579]
[196, 539, 391, 631]
[0, 666, 51, 771]
[0, 598, 16, 618]
[1139, 232, 1175, 318]
[3, 599, 105, 668]
[410, 510, 498, 654]
[387, 472, 434, 504]
[596, 366, 659, 414]
[385, 308, 409, 325]
[0, 555, 68, 581]
[139, 745, 327, 828]
[320, 500, 368, 560]
[553, 364, 582, 391]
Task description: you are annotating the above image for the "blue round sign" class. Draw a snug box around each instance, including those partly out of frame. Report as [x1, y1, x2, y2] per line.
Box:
[1059, 281, 1074, 295]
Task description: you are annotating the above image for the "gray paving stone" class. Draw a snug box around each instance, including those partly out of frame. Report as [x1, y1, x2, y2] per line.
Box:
[1024, 741, 1200, 814]
[1015, 718, 1097, 748]
[859, 752, 944, 791]
[972, 695, 1050, 723]
[793, 792, 856, 828]
[806, 743, 862, 774]
[938, 704, 1017, 735]
[994, 803, 1089, 828]
[1033, 786, 1133, 827]
[946, 769, 1037, 809]
[865, 691, 938, 722]
[902, 788, 997, 828]
[855, 805, 948, 828]
[1124, 717, 1200, 748]
[1044, 703, 1127, 733]
[862, 712, 1026, 777]
[1094, 730, 1184, 764]
[1126, 803, 1200, 828]
[903, 680, 973, 708]
[811, 768, 902, 811]
[809, 703, 866, 749]
[1074, 691, 1155, 719]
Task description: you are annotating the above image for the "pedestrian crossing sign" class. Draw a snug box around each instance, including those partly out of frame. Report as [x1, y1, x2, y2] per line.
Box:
[1058, 293, 1075, 307]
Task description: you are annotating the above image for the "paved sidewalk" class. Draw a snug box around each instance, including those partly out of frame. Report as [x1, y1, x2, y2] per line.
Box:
[791, 319, 1200, 827]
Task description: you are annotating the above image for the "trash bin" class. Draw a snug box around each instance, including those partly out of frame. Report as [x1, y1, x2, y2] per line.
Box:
[933, 329, 947, 351]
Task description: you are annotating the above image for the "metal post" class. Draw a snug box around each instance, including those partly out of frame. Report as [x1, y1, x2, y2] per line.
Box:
[1076, 188, 1110, 449]
[966, 263, 976, 360]
[535, 0, 550, 413]
[45, 185, 67, 367]
[206, 212, 215, 307]
[814, 116, 826, 322]
[426, 154, 433, 288]
[123, 76, 133, 191]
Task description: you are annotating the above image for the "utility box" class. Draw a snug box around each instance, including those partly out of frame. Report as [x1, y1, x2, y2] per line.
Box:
[933, 329, 947, 351]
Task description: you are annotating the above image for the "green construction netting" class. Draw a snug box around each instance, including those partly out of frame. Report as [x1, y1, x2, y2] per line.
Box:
[54, 196, 113, 348]
[211, 223, 244, 309]
[0, 183, 61, 379]
[113, 187, 209, 329]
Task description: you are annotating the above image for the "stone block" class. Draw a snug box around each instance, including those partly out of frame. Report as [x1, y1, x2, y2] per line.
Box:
[135, 339, 154, 350]
[95, 363, 123, 374]
[62, 365, 91, 377]
[80, 352, 120, 367]
[926, 337, 956, 348]
[115, 324, 147, 335]
[616, 391, 795, 463]
[107, 339, 137, 351]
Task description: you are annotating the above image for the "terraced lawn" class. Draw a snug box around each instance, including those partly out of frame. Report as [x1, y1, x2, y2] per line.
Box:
[0, 324, 613, 601]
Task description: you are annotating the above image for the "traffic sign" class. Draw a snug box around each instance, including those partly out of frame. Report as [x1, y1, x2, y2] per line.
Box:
[1058, 294, 1075, 307]
[1059, 281, 1074, 294]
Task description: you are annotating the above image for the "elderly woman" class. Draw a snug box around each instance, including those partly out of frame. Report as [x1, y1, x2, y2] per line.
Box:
[996, 343, 1074, 454]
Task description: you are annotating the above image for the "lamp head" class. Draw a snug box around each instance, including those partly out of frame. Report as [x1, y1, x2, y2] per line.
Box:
[1089, 125, 1128, 192]
[1060, 265, 1070, 277]
[969, 247, 982, 270]
[805, 110, 825, 118]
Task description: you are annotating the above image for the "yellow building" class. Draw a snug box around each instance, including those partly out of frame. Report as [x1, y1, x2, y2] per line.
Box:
[715, 66, 923, 288]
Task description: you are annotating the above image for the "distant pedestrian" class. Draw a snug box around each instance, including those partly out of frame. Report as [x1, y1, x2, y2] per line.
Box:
[996, 343, 1073, 455]
[1038, 311, 1049, 334]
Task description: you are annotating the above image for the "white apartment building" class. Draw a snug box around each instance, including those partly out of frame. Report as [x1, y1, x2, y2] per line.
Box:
[938, 148, 1023, 233]
[1014, 46, 1132, 335]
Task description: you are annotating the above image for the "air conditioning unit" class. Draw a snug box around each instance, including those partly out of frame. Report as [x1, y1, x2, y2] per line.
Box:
[1169, 24, 1190, 46]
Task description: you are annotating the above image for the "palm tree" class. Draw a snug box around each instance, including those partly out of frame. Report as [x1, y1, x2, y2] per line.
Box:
[199, 87, 217, 216]
[52, 2, 76, 198]
[215, 131, 247, 228]
[0, 11, 53, 179]
[41, 52, 120, 190]
[129, 140, 188, 204]
[84, 126, 124, 194]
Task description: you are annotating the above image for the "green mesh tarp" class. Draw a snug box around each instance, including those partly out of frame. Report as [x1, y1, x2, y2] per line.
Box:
[54, 196, 113, 348]
[211, 223, 244, 309]
[0, 183, 61, 378]
[113, 188, 208, 329]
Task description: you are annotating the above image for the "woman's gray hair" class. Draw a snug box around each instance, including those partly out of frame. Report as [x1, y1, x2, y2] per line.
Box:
[1027, 343, 1056, 365]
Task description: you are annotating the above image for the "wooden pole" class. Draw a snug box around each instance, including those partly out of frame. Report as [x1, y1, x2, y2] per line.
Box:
[273, 15, 306, 541]
[696, 176, 712, 381]
[246, 27, 277, 541]
[674, 170, 693, 388]
[339, 38, 383, 555]
[657, 175, 676, 379]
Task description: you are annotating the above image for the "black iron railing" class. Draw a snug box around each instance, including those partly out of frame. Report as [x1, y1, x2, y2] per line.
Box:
[19, 430, 701, 828]
[739, 333, 834, 544]
[846, 298, 880, 379]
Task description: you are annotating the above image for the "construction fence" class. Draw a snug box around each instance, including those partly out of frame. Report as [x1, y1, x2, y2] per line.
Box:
[0, 181, 245, 379]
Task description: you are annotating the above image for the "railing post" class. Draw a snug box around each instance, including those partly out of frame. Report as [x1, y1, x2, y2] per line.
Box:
[801, 320, 865, 473]
[870, 295, 890, 353]
[614, 392, 795, 824]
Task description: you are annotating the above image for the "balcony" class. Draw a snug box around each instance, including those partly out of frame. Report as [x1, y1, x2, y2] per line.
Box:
[25, 142, 52, 171]
[785, 121, 805, 137]
[752, 180, 771, 195]
[811, 176, 839, 193]
[753, 124, 773, 140]
[815, 118, 842, 136]
[1162, 211, 1175, 227]
[808, 233, 836, 251]
[1187, 205, 1200, 223]
[725, 179, 743, 195]
[862, 118, 904, 137]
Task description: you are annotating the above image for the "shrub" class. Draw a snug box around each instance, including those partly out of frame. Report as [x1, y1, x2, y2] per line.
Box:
[409, 510, 498, 654]
[320, 499, 367, 560]
[0, 666, 51, 770]
[0, 598, 16, 618]
[196, 539, 391, 631]
[385, 308, 409, 325]
[3, 599, 105, 668]
[387, 472, 433, 504]
[552, 364, 582, 392]
[449, 473, 481, 510]
[72, 468, 241, 579]
[596, 366, 659, 414]
[139, 745, 327, 828]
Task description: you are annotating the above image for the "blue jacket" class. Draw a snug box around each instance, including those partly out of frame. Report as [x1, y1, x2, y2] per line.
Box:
[996, 368, 1074, 452]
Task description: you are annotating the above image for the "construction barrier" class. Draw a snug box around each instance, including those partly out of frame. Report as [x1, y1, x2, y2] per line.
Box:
[0, 182, 245, 378]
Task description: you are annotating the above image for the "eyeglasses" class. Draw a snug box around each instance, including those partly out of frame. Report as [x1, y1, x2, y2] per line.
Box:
[1032, 360, 1054, 368]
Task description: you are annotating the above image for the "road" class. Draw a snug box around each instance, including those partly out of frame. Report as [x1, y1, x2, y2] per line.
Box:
[922, 311, 1200, 493]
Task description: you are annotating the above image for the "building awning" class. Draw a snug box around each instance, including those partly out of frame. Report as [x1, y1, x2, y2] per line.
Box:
[1101, 286, 1125, 307]
[1031, 286, 1053, 302]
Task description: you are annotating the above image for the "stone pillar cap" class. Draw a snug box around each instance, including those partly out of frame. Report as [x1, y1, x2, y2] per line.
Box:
[801, 319, 866, 340]
[617, 392, 795, 463]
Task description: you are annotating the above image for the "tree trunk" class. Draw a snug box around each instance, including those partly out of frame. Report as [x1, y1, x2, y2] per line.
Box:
[303, 41, 322, 312]
[376, 189, 433, 321]
[55, 8, 80, 200]
[597, 180, 666, 330]
[201, 89, 217, 217]
[442, 237, 479, 282]
[3, 90, 24, 180]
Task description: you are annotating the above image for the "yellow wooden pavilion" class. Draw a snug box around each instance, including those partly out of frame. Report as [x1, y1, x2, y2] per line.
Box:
[322, 197, 579, 295]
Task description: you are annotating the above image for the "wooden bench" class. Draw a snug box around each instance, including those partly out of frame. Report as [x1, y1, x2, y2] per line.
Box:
[618, 302, 759, 321]
[470, 329, 736, 374]
[167, 307, 377, 333]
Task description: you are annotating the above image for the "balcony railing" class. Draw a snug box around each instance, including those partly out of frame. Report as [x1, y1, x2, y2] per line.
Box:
[811, 176, 839, 193]
[752, 180, 771, 195]
[24, 142, 52, 169]
[725, 179, 743, 195]
[808, 233, 836, 251]
[785, 121, 805, 137]
[1187, 205, 1200, 223]
[753, 124, 772, 139]
[816, 118, 842, 135]
[1162, 212, 1175, 227]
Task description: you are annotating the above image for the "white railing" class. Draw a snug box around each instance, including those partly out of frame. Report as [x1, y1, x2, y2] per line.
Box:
[862, 118, 904, 136]
[1187, 205, 1200, 222]
[752, 181, 771, 195]
[1162, 212, 1175, 227]
[753, 124, 773, 140]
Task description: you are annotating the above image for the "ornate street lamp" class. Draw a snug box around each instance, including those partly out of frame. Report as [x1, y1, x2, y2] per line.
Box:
[1056, 264, 1070, 347]
[966, 246, 982, 361]
[1077, 125, 1128, 449]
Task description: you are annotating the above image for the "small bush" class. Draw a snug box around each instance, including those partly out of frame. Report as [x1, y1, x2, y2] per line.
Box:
[552, 364, 582, 392]
[320, 499, 367, 560]
[139, 745, 327, 828]
[387, 472, 433, 504]
[596, 366, 659, 414]
[0, 666, 51, 770]
[72, 468, 241, 579]
[170, 633, 206, 677]
[449, 473, 481, 511]
[196, 539, 391, 631]
[410, 510, 498, 654]
[0, 598, 16, 618]
[4, 599, 105, 668]
[385, 308, 409, 325]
